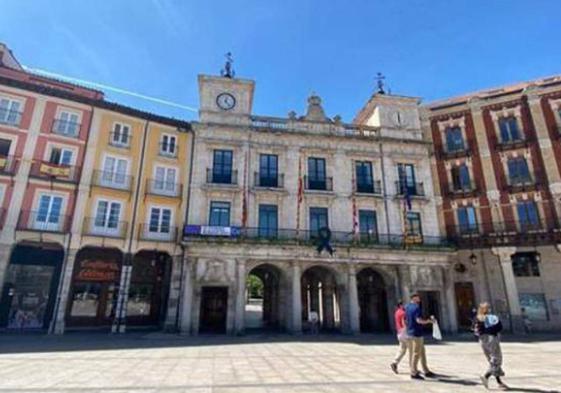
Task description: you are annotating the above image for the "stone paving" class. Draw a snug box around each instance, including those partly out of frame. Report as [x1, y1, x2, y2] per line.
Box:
[0, 333, 560, 393]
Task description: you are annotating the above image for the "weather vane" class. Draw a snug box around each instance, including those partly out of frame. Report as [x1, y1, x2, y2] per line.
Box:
[375, 72, 386, 94]
[221, 52, 235, 78]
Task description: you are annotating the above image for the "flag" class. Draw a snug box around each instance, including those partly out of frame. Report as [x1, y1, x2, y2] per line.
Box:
[241, 150, 249, 228]
[402, 181, 412, 245]
[296, 155, 303, 235]
[351, 160, 359, 237]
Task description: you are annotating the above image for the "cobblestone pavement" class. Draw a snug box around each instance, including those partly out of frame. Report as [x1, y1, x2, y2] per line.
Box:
[0, 333, 560, 393]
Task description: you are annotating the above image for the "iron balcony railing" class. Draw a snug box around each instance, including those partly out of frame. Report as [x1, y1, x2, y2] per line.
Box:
[92, 169, 134, 191]
[496, 136, 531, 151]
[440, 146, 471, 160]
[505, 176, 538, 192]
[109, 131, 131, 148]
[448, 182, 478, 196]
[0, 155, 19, 175]
[158, 142, 178, 158]
[29, 161, 81, 183]
[304, 176, 333, 191]
[17, 210, 71, 233]
[0, 109, 22, 127]
[145, 179, 182, 197]
[138, 223, 178, 242]
[82, 217, 128, 238]
[354, 180, 382, 195]
[206, 168, 238, 185]
[52, 119, 81, 138]
[183, 226, 452, 248]
[395, 181, 425, 197]
[254, 172, 284, 188]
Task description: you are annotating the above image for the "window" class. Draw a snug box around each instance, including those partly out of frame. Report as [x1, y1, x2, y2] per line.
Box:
[406, 212, 422, 236]
[212, 150, 233, 184]
[154, 166, 177, 194]
[209, 201, 230, 227]
[517, 200, 540, 230]
[111, 123, 130, 147]
[519, 294, 548, 321]
[160, 134, 177, 156]
[309, 207, 328, 237]
[0, 138, 11, 157]
[35, 194, 63, 229]
[451, 164, 471, 191]
[258, 204, 278, 238]
[94, 200, 122, 229]
[445, 127, 465, 152]
[499, 116, 521, 142]
[102, 156, 128, 187]
[49, 147, 73, 166]
[355, 161, 374, 193]
[55, 111, 79, 136]
[359, 210, 377, 240]
[507, 157, 531, 184]
[512, 252, 540, 277]
[397, 163, 416, 194]
[259, 154, 278, 187]
[148, 207, 172, 233]
[0, 97, 21, 125]
[457, 206, 478, 233]
[308, 157, 327, 190]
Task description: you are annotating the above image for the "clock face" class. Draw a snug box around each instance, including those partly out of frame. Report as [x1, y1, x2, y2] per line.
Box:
[216, 93, 236, 110]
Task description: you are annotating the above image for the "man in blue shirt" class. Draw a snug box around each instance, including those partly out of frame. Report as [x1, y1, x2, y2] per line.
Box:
[405, 293, 436, 380]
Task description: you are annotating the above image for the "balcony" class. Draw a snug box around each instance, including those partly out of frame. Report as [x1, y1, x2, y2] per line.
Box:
[29, 161, 81, 183]
[158, 142, 178, 158]
[448, 182, 478, 197]
[109, 132, 131, 149]
[505, 176, 538, 193]
[82, 217, 128, 238]
[206, 168, 238, 185]
[354, 180, 382, 195]
[254, 172, 284, 188]
[138, 223, 177, 242]
[0, 155, 19, 176]
[183, 225, 453, 249]
[304, 176, 333, 192]
[92, 169, 133, 191]
[17, 210, 71, 233]
[440, 146, 471, 160]
[52, 119, 81, 138]
[395, 181, 425, 197]
[146, 179, 182, 197]
[0, 110, 22, 127]
[496, 136, 531, 151]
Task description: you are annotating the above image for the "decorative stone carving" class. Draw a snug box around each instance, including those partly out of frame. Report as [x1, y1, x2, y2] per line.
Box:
[549, 182, 561, 196]
[198, 259, 234, 283]
[410, 265, 440, 288]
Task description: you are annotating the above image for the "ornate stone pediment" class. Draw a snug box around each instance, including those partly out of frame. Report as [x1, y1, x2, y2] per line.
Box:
[410, 265, 441, 288]
[197, 258, 234, 283]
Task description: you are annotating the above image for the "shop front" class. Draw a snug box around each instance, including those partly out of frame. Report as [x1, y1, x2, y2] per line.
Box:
[66, 247, 122, 328]
[0, 243, 64, 331]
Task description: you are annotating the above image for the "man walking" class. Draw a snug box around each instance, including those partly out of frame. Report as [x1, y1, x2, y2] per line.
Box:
[390, 301, 409, 374]
[405, 293, 436, 380]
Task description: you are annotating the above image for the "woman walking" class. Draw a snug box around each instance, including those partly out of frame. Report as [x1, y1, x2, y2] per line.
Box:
[474, 303, 508, 390]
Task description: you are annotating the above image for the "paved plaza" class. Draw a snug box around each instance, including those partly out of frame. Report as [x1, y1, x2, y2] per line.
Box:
[0, 333, 560, 393]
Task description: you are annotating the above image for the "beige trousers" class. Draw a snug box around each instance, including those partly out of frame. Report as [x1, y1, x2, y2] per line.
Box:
[393, 337, 409, 364]
[409, 336, 429, 375]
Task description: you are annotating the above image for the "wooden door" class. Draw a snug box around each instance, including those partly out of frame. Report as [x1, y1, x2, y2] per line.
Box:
[199, 287, 228, 334]
[455, 282, 476, 329]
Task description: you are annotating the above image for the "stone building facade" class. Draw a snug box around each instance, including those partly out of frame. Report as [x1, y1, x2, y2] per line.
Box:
[180, 74, 457, 335]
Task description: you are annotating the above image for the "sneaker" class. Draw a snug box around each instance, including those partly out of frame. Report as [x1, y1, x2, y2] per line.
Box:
[390, 363, 398, 374]
[424, 371, 437, 378]
[480, 375, 489, 389]
[410, 373, 425, 380]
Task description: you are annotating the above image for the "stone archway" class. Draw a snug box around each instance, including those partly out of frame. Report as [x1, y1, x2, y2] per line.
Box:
[301, 266, 341, 332]
[245, 264, 284, 331]
[357, 268, 390, 333]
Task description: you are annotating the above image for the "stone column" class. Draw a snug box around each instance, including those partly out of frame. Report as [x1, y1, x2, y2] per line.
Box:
[291, 262, 302, 334]
[51, 249, 78, 334]
[442, 266, 458, 333]
[347, 265, 360, 334]
[322, 285, 335, 329]
[492, 247, 523, 333]
[179, 256, 194, 335]
[112, 253, 133, 333]
[163, 254, 183, 331]
[234, 259, 246, 335]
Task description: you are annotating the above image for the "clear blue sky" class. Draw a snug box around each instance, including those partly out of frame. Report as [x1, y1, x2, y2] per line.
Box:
[1, 1, 559, 122]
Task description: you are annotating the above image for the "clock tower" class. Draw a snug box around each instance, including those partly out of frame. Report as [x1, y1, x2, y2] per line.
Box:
[198, 74, 255, 124]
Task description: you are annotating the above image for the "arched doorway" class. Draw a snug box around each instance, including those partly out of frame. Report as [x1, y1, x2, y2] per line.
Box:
[0, 242, 64, 330]
[301, 266, 341, 332]
[357, 268, 389, 333]
[245, 264, 283, 331]
[127, 250, 171, 327]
